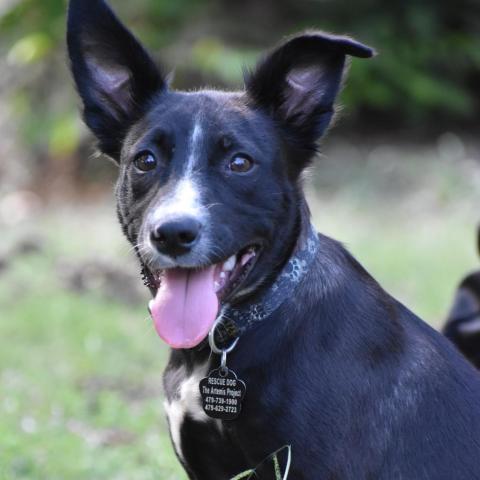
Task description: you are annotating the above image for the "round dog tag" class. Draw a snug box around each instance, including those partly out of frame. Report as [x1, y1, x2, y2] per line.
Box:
[199, 367, 246, 420]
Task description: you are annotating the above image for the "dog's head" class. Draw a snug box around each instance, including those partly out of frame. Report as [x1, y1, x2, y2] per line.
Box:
[443, 226, 480, 368]
[67, 0, 373, 349]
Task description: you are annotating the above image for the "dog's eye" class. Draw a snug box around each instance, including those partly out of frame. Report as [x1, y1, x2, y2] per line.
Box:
[134, 151, 157, 172]
[229, 155, 253, 173]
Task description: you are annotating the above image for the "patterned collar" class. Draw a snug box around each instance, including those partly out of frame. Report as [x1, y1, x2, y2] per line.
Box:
[213, 223, 320, 346]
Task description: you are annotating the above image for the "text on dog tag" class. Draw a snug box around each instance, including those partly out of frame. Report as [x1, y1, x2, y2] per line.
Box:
[199, 367, 246, 420]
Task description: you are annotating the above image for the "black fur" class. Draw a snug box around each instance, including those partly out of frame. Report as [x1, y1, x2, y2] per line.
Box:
[67, 1, 480, 478]
[443, 227, 480, 368]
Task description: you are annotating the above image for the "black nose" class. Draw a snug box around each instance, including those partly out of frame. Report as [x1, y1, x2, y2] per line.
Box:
[150, 217, 202, 257]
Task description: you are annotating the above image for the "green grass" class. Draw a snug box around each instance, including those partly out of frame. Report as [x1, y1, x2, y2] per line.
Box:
[1, 141, 479, 478]
[0, 251, 185, 480]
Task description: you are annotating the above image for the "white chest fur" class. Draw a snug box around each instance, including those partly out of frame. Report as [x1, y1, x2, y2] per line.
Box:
[164, 361, 217, 461]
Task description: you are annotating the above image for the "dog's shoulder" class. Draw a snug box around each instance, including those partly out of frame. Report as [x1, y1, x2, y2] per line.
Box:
[305, 233, 480, 384]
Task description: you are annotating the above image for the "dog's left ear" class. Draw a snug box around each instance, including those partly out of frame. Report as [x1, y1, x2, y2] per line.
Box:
[246, 32, 374, 152]
[67, 0, 165, 160]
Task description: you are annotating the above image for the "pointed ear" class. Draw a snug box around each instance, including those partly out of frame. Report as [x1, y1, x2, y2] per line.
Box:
[245, 32, 374, 151]
[67, 0, 165, 160]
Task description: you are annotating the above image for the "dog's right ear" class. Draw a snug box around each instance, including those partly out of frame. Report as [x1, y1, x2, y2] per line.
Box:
[67, 0, 165, 160]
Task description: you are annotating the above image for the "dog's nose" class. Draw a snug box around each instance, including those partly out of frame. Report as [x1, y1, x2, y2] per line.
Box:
[150, 217, 202, 257]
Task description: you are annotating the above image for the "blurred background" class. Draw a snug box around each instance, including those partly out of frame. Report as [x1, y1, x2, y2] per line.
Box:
[1, 0, 479, 478]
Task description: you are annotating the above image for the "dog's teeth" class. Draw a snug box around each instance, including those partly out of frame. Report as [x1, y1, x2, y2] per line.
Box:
[214, 280, 221, 292]
[241, 250, 256, 266]
[223, 255, 236, 272]
[220, 271, 226, 279]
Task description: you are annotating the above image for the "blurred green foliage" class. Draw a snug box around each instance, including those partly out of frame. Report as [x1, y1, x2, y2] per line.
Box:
[1, 0, 479, 161]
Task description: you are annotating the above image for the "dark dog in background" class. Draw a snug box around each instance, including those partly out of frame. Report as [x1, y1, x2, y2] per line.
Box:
[67, 1, 480, 478]
[444, 227, 480, 368]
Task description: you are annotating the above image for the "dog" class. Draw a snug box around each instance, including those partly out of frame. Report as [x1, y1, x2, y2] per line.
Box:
[67, 1, 480, 478]
[443, 227, 480, 369]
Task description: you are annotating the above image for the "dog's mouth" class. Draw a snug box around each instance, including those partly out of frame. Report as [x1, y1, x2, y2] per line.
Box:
[213, 245, 259, 301]
[147, 244, 260, 349]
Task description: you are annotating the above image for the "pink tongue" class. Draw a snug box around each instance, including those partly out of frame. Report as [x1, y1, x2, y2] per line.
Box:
[149, 267, 219, 349]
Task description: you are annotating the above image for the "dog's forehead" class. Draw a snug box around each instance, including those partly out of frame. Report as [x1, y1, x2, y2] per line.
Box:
[146, 90, 250, 129]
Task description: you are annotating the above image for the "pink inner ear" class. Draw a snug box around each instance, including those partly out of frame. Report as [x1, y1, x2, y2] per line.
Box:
[284, 65, 326, 119]
[287, 66, 321, 91]
[86, 56, 133, 119]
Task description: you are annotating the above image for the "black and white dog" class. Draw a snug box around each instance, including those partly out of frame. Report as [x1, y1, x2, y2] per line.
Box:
[444, 227, 480, 369]
[67, 1, 480, 478]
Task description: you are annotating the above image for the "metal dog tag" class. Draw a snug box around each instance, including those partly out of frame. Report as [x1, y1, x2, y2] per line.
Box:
[200, 367, 246, 420]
